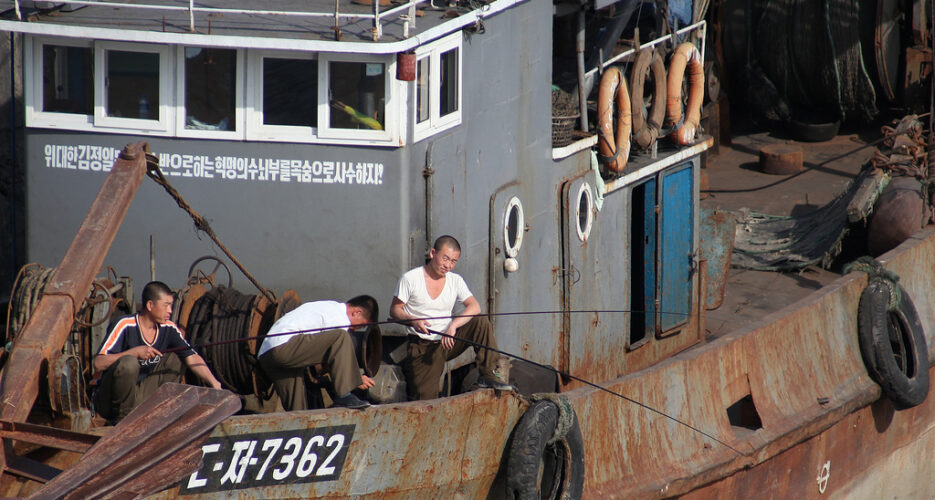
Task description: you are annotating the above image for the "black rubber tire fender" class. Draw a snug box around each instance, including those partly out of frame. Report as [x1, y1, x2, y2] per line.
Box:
[506, 399, 585, 500]
[857, 281, 930, 410]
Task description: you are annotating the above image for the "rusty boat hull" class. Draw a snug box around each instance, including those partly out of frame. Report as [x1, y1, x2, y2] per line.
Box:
[131, 229, 935, 499]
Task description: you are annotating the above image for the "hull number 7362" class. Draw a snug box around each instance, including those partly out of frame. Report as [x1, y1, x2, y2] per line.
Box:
[181, 425, 356, 494]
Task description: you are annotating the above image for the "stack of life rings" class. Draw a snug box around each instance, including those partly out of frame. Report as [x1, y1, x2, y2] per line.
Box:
[596, 42, 705, 174]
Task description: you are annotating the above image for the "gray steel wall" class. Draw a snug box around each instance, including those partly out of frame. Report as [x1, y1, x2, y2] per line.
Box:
[23, 2, 560, 348]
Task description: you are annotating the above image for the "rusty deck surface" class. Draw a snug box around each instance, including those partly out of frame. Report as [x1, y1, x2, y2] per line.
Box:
[703, 130, 877, 337]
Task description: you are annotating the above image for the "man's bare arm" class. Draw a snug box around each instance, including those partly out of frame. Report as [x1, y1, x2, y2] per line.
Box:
[390, 297, 430, 334]
[184, 353, 223, 389]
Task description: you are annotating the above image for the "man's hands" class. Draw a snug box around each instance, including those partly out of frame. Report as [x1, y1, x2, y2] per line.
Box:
[411, 319, 431, 335]
[441, 325, 457, 349]
[129, 345, 162, 361]
[357, 374, 375, 390]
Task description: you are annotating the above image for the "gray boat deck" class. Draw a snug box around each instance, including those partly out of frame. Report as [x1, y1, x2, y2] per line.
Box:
[702, 128, 877, 337]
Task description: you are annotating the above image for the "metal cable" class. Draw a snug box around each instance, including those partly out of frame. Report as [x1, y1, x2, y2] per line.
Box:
[184, 286, 263, 394]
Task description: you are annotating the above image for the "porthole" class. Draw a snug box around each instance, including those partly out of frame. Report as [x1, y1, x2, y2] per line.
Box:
[504, 196, 525, 257]
[576, 183, 593, 242]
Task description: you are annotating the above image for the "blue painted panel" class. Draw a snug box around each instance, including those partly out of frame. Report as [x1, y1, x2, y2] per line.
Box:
[660, 165, 693, 331]
[642, 178, 657, 339]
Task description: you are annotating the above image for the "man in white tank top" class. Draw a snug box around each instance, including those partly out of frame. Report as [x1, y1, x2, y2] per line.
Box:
[391, 235, 511, 400]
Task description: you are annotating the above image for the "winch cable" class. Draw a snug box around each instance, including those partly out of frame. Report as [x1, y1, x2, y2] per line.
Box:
[184, 286, 264, 395]
[163, 308, 740, 455]
[144, 154, 277, 305]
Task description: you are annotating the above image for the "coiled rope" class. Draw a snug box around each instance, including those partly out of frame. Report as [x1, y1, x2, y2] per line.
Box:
[184, 286, 273, 395]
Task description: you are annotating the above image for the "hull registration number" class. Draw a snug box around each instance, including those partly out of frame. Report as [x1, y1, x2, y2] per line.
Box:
[181, 425, 355, 494]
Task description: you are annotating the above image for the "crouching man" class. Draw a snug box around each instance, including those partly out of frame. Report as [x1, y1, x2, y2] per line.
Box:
[258, 295, 378, 410]
[93, 281, 222, 423]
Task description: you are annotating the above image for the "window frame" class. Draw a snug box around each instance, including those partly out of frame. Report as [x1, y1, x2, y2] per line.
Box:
[317, 52, 398, 144]
[175, 45, 244, 140]
[23, 35, 406, 147]
[245, 49, 319, 143]
[25, 36, 95, 130]
[412, 33, 463, 143]
[93, 41, 172, 132]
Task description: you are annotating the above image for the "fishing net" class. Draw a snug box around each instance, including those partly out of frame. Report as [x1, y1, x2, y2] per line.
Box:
[731, 168, 873, 271]
[748, 0, 877, 123]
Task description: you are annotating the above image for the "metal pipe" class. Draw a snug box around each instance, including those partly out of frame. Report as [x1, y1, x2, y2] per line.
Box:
[9, 32, 18, 283]
[585, 20, 707, 79]
[576, 9, 589, 133]
[150, 234, 155, 281]
[373, 0, 381, 41]
[423, 144, 434, 261]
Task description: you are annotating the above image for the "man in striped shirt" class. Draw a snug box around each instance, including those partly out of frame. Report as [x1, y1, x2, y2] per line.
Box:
[93, 281, 222, 422]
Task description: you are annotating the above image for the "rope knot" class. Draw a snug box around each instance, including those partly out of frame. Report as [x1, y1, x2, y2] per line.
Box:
[529, 393, 575, 445]
[845, 256, 902, 311]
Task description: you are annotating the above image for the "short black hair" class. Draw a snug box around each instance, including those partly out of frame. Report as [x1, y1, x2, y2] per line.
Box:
[347, 295, 379, 323]
[142, 281, 172, 306]
[433, 235, 461, 253]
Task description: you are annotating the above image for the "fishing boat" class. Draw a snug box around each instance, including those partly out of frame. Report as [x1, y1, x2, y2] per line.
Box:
[0, 0, 933, 498]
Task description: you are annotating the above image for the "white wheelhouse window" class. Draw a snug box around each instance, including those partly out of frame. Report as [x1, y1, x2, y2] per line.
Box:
[318, 52, 397, 143]
[94, 41, 171, 131]
[413, 33, 462, 142]
[24, 35, 404, 146]
[246, 50, 319, 142]
[176, 46, 243, 140]
[25, 37, 94, 129]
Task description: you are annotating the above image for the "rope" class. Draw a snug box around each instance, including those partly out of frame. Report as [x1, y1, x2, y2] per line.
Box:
[144, 153, 277, 305]
[529, 393, 575, 445]
[5, 263, 55, 347]
[844, 256, 902, 311]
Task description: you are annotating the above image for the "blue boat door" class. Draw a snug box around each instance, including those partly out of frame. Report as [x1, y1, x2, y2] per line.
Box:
[629, 162, 695, 344]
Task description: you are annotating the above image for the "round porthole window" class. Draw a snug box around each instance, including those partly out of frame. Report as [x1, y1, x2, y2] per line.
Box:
[504, 196, 525, 258]
[576, 183, 593, 241]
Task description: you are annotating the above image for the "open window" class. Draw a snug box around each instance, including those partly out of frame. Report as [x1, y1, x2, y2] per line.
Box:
[318, 53, 397, 143]
[94, 41, 170, 131]
[26, 37, 94, 129]
[413, 33, 462, 142]
[177, 46, 242, 139]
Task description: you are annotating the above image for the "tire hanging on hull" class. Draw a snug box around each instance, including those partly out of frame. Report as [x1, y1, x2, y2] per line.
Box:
[506, 395, 585, 500]
[851, 256, 930, 410]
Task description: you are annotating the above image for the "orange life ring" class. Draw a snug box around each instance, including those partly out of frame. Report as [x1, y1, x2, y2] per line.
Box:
[597, 67, 632, 173]
[630, 49, 667, 150]
[666, 42, 705, 146]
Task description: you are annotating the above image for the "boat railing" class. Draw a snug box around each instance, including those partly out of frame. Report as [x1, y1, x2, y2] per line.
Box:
[10, 0, 442, 41]
[586, 20, 706, 80]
